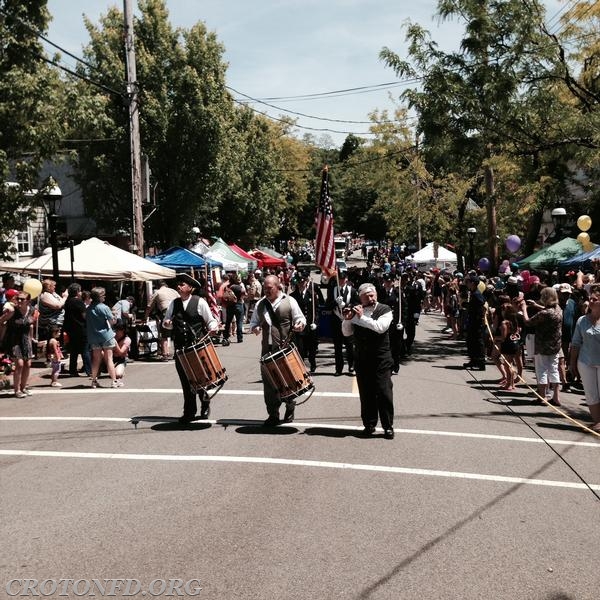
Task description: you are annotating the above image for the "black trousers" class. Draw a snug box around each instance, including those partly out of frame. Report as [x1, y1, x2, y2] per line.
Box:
[296, 328, 318, 369]
[466, 325, 486, 365]
[355, 360, 394, 430]
[331, 316, 354, 373]
[175, 353, 208, 419]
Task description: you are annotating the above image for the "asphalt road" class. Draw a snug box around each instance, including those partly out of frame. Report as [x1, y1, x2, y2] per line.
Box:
[1, 310, 599, 600]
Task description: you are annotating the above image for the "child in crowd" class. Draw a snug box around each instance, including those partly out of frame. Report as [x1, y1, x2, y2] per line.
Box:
[46, 325, 64, 387]
[112, 323, 131, 386]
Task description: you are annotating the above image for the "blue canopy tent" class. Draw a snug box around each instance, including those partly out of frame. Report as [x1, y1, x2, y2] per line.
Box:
[146, 246, 222, 270]
[559, 244, 600, 271]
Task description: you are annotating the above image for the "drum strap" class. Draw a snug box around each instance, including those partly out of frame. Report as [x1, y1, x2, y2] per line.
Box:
[264, 299, 291, 347]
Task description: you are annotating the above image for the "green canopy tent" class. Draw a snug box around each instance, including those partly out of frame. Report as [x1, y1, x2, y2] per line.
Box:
[515, 237, 589, 270]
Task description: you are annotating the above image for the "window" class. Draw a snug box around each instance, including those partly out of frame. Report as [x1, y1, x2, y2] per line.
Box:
[16, 229, 31, 255]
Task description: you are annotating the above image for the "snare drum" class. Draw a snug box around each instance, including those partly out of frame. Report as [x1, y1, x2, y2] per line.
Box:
[260, 343, 314, 401]
[176, 335, 227, 393]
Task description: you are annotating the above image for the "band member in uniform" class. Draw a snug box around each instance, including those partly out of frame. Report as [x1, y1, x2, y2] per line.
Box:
[399, 272, 423, 358]
[290, 270, 324, 373]
[250, 274, 306, 425]
[379, 273, 402, 374]
[326, 270, 359, 375]
[342, 283, 395, 439]
[163, 273, 219, 424]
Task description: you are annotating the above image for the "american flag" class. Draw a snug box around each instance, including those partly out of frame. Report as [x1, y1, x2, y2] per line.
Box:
[315, 166, 335, 275]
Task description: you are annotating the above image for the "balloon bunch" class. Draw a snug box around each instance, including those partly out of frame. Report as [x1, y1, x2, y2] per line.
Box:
[576, 215, 593, 252]
[22, 278, 42, 299]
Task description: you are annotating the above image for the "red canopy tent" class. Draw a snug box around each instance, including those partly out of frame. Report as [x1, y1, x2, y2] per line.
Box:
[229, 243, 263, 269]
[250, 249, 286, 269]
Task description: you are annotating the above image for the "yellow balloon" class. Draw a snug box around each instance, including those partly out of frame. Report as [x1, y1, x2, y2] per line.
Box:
[22, 278, 42, 300]
[477, 281, 486, 293]
[583, 242, 594, 253]
[577, 215, 592, 232]
[577, 232, 590, 246]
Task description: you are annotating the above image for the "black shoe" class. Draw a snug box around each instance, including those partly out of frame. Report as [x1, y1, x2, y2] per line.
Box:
[362, 425, 376, 436]
[263, 414, 280, 427]
[199, 402, 211, 420]
[348, 366, 355, 374]
[472, 364, 486, 371]
[392, 365, 399, 374]
[282, 405, 295, 423]
[178, 415, 196, 424]
[463, 362, 475, 369]
[335, 371, 343, 377]
[310, 364, 316, 373]
[221, 339, 230, 347]
[237, 338, 243, 343]
[384, 428, 395, 440]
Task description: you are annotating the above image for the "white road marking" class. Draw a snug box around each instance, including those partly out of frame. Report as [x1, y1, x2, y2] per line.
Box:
[0, 417, 598, 448]
[0, 448, 597, 491]
[1, 388, 358, 397]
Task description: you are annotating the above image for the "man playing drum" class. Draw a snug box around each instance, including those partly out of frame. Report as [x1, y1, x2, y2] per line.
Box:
[163, 274, 219, 424]
[250, 274, 306, 426]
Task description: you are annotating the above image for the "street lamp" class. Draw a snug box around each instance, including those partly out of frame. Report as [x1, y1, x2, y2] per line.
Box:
[41, 176, 62, 283]
[467, 227, 477, 270]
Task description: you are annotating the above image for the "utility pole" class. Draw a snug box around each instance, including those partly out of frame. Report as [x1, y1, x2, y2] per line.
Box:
[124, 0, 144, 256]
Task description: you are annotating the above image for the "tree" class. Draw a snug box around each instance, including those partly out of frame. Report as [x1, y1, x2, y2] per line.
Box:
[0, 0, 65, 258]
[379, 0, 589, 263]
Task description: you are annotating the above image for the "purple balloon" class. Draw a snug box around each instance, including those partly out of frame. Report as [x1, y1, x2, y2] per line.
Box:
[478, 257, 491, 272]
[505, 235, 521, 254]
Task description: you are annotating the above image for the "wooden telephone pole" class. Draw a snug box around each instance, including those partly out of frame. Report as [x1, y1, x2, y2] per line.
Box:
[124, 0, 144, 256]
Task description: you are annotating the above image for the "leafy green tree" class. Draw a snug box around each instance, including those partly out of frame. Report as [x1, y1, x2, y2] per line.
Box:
[0, 0, 64, 258]
[379, 0, 582, 264]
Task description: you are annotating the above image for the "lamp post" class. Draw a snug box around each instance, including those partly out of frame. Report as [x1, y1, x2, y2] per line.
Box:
[41, 176, 62, 283]
[551, 207, 567, 242]
[467, 227, 477, 270]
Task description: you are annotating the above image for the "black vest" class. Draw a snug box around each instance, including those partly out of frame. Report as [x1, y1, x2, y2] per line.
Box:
[171, 296, 206, 349]
[352, 303, 392, 362]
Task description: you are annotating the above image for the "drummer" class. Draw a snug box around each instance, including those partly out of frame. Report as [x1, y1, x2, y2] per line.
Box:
[163, 273, 219, 424]
[250, 274, 306, 426]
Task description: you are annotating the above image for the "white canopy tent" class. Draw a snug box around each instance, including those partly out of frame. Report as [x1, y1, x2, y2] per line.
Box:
[0, 237, 176, 281]
[410, 242, 457, 269]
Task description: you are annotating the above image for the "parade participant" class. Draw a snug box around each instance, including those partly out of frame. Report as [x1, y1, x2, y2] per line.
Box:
[63, 283, 91, 377]
[341, 283, 395, 439]
[144, 280, 179, 360]
[290, 270, 324, 373]
[86, 287, 119, 389]
[326, 270, 358, 375]
[163, 273, 219, 423]
[46, 325, 64, 387]
[463, 274, 487, 370]
[250, 274, 306, 425]
[379, 273, 402, 374]
[569, 283, 600, 432]
[399, 272, 423, 358]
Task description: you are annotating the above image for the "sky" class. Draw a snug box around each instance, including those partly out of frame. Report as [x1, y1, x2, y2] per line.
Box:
[45, 0, 564, 147]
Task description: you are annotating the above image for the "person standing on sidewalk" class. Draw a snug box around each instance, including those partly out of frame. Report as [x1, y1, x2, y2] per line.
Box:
[86, 287, 119, 389]
[63, 283, 91, 377]
[463, 274, 487, 371]
[5, 291, 35, 398]
[342, 283, 395, 439]
[144, 280, 179, 360]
